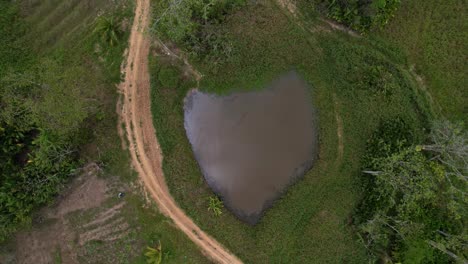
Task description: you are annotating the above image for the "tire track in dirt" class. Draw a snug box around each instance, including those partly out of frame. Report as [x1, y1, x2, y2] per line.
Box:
[333, 94, 344, 163]
[117, 0, 242, 263]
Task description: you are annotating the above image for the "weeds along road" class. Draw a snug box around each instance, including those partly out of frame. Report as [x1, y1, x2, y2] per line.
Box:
[117, 0, 242, 263]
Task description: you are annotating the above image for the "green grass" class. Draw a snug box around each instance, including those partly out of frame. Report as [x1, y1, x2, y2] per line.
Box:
[22, 0, 117, 52]
[373, 0, 467, 123]
[149, 0, 433, 263]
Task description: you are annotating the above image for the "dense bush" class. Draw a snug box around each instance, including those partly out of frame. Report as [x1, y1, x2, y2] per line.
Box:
[0, 1, 126, 242]
[152, 0, 245, 66]
[315, 0, 401, 33]
[0, 63, 83, 241]
[0, 2, 33, 77]
[158, 66, 181, 88]
[0, 125, 76, 239]
[185, 23, 234, 69]
[355, 119, 467, 263]
[356, 117, 416, 221]
[362, 117, 415, 164]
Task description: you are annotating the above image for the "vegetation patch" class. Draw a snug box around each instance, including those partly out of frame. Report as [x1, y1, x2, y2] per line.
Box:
[0, 0, 212, 262]
[373, 0, 467, 123]
[149, 0, 442, 262]
[314, 0, 401, 33]
[152, 0, 246, 71]
[355, 120, 467, 263]
[0, 0, 129, 239]
[158, 66, 181, 88]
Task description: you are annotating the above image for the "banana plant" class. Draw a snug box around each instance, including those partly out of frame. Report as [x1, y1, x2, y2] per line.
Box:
[145, 241, 162, 264]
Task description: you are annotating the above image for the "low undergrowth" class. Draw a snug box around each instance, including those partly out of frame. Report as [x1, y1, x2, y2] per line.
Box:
[321, 0, 401, 33]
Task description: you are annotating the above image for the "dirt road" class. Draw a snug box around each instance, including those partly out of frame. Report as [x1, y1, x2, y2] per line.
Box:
[117, 0, 242, 263]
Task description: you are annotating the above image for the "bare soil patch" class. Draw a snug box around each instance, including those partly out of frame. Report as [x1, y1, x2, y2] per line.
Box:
[11, 164, 131, 264]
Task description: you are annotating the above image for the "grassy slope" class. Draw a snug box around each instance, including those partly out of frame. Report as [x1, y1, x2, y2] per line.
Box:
[150, 1, 432, 263]
[374, 0, 467, 123]
[0, 0, 209, 263]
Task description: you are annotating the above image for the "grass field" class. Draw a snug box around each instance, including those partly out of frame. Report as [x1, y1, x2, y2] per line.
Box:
[0, 0, 209, 263]
[374, 0, 467, 123]
[149, 0, 435, 263]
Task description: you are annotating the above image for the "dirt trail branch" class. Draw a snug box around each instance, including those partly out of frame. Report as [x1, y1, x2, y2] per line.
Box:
[117, 0, 242, 263]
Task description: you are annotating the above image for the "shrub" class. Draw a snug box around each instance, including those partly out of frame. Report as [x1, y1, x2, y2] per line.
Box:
[186, 23, 233, 69]
[208, 196, 224, 216]
[316, 0, 401, 33]
[363, 117, 415, 166]
[152, 0, 245, 64]
[158, 66, 180, 88]
[93, 15, 123, 46]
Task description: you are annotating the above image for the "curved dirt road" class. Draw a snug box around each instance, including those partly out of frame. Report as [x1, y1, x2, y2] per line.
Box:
[117, 0, 242, 263]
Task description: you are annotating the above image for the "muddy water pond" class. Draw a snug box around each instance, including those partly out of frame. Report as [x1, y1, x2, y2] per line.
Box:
[184, 71, 318, 224]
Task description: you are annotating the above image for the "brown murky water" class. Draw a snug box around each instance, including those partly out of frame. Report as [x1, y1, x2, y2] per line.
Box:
[184, 71, 318, 224]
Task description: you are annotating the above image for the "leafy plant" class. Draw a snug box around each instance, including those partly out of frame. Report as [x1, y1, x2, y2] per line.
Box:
[186, 22, 233, 70]
[158, 66, 180, 88]
[145, 241, 163, 264]
[93, 15, 122, 46]
[318, 0, 401, 33]
[152, 0, 244, 64]
[208, 196, 224, 217]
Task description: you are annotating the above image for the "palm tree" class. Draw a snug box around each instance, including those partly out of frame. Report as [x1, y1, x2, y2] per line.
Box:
[93, 15, 121, 46]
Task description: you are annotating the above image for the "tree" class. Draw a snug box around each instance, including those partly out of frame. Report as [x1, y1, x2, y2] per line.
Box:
[93, 15, 122, 46]
[420, 120, 467, 219]
[151, 0, 244, 66]
[358, 119, 467, 263]
[33, 58, 98, 137]
[0, 50, 94, 243]
[153, 0, 195, 43]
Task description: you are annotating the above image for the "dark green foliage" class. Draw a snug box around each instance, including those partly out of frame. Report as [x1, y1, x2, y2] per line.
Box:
[93, 15, 123, 46]
[185, 23, 234, 70]
[315, 0, 401, 33]
[158, 66, 181, 88]
[363, 117, 415, 165]
[355, 120, 467, 263]
[0, 127, 76, 240]
[356, 117, 416, 223]
[0, 2, 34, 77]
